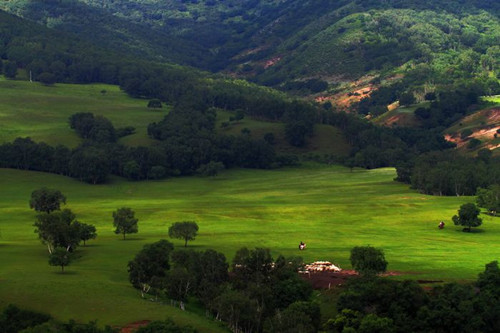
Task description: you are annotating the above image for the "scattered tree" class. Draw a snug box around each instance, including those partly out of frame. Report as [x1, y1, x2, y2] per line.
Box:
[113, 207, 138, 239]
[75, 222, 97, 246]
[34, 209, 81, 253]
[48, 247, 72, 272]
[29, 188, 66, 214]
[452, 203, 482, 232]
[168, 221, 199, 247]
[350, 246, 388, 276]
[467, 138, 481, 149]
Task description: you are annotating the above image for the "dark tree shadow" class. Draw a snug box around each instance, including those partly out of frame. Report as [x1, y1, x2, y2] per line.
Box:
[52, 270, 78, 275]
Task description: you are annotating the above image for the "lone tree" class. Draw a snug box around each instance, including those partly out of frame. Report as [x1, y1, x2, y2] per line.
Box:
[74, 221, 97, 246]
[113, 207, 138, 239]
[350, 246, 388, 276]
[49, 247, 72, 272]
[29, 187, 66, 213]
[168, 221, 199, 247]
[452, 203, 482, 232]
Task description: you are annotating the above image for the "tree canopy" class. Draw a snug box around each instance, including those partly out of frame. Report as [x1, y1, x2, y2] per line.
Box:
[452, 203, 483, 232]
[350, 246, 388, 276]
[168, 221, 199, 247]
[112, 207, 138, 239]
[29, 188, 66, 214]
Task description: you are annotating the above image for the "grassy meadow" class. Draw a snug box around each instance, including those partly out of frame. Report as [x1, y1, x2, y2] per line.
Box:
[0, 165, 499, 329]
[0, 77, 168, 147]
[1, 79, 499, 330]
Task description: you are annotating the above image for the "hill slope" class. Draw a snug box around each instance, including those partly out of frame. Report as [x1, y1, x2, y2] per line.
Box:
[2, 0, 499, 85]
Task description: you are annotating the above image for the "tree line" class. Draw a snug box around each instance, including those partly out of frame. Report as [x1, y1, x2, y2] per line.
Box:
[396, 150, 500, 196]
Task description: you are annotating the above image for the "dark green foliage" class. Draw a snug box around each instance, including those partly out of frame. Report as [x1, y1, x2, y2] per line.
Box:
[264, 301, 320, 333]
[477, 148, 492, 164]
[29, 187, 66, 213]
[34, 209, 82, 253]
[215, 289, 258, 333]
[4, 61, 17, 79]
[69, 113, 116, 143]
[461, 128, 473, 139]
[116, 126, 135, 138]
[476, 185, 500, 215]
[74, 222, 97, 246]
[170, 248, 229, 310]
[168, 221, 199, 247]
[333, 277, 428, 333]
[399, 92, 415, 106]
[403, 151, 500, 196]
[69, 145, 111, 184]
[127, 239, 174, 290]
[452, 203, 482, 232]
[37, 72, 57, 85]
[0, 307, 116, 333]
[228, 248, 312, 331]
[424, 92, 437, 100]
[350, 246, 388, 276]
[263, 132, 275, 145]
[147, 99, 162, 108]
[136, 319, 196, 333]
[0, 305, 51, 333]
[467, 138, 482, 149]
[196, 161, 225, 177]
[112, 207, 138, 239]
[48, 247, 72, 272]
[229, 109, 245, 122]
[477, 261, 500, 290]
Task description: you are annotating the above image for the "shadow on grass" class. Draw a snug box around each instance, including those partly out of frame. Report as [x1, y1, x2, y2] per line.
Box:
[455, 228, 485, 233]
[118, 237, 146, 241]
[80, 243, 101, 248]
[52, 270, 78, 275]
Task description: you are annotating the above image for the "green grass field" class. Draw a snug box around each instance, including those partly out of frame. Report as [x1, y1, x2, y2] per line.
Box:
[0, 78, 168, 147]
[1, 165, 498, 329]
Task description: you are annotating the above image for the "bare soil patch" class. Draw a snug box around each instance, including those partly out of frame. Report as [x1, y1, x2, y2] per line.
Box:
[119, 320, 151, 333]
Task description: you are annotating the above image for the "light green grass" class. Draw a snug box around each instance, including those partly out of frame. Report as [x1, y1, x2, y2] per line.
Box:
[0, 165, 498, 328]
[0, 78, 168, 147]
[483, 95, 500, 105]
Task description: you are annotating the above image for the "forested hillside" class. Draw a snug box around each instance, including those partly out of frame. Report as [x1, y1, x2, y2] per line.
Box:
[1, 0, 499, 86]
[0, 1, 498, 186]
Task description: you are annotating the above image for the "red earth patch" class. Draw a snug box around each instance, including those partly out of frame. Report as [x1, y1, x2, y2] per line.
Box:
[119, 320, 151, 333]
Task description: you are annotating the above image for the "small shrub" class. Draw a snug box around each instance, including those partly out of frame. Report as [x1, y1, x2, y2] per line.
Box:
[147, 99, 162, 108]
[467, 138, 481, 149]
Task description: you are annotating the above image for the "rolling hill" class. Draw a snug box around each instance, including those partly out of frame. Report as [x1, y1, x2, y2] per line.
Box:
[1, 0, 498, 87]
